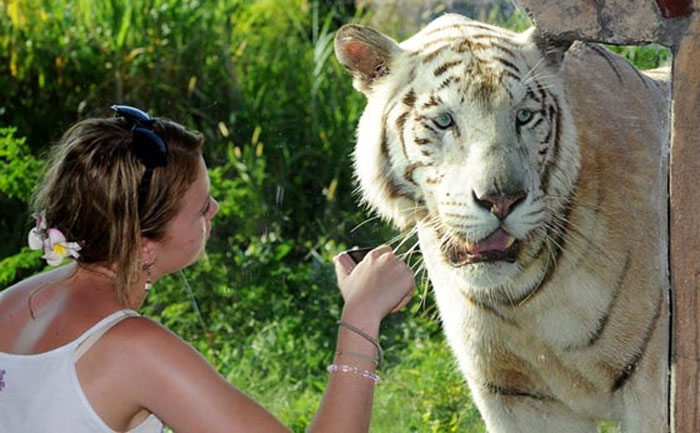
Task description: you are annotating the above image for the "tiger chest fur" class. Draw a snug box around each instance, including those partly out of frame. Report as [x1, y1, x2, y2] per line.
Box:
[335, 14, 670, 433]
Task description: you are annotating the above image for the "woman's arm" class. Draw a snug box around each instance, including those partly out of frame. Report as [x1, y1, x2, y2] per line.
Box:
[308, 245, 414, 432]
[85, 246, 413, 432]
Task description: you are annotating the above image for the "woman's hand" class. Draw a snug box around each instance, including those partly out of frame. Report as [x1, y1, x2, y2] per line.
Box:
[333, 245, 415, 321]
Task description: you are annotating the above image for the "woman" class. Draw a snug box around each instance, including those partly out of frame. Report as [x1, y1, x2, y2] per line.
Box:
[0, 106, 415, 432]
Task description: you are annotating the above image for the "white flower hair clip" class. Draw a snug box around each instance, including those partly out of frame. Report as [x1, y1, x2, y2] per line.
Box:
[28, 211, 81, 266]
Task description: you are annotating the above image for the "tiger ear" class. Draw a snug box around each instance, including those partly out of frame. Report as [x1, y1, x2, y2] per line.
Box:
[335, 24, 401, 94]
[528, 28, 573, 67]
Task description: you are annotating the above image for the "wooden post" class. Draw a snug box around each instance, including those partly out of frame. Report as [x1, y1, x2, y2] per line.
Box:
[669, 11, 700, 432]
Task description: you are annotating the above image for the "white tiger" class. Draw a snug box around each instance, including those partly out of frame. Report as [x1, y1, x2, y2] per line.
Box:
[335, 13, 670, 433]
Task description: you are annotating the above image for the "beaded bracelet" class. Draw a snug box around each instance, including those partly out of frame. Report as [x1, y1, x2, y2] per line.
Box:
[327, 364, 381, 384]
[337, 320, 384, 368]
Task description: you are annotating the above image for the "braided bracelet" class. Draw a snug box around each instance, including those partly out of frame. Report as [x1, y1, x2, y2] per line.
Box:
[337, 320, 384, 368]
[335, 350, 379, 366]
[327, 364, 380, 384]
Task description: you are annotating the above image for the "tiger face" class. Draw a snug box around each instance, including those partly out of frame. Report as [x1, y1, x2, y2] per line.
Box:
[336, 14, 579, 302]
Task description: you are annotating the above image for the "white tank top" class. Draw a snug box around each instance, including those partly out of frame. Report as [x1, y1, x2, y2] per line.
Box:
[0, 309, 165, 432]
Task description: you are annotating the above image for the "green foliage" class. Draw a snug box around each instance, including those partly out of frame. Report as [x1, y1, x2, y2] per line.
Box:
[373, 338, 484, 433]
[0, 247, 42, 288]
[0, 127, 45, 262]
[0, 127, 44, 201]
[606, 43, 671, 70]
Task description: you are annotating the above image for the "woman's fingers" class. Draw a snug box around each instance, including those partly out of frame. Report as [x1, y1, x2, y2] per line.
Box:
[333, 243, 417, 319]
[333, 252, 357, 300]
[389, 285, 415, 314]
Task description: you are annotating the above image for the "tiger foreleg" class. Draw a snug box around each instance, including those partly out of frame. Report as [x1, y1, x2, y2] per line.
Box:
[616, 370, 669, 432]
[472, 390, 598, 433]
[615, 306, 669, 433]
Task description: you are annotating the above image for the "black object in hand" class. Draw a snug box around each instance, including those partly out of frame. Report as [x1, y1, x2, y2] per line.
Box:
[346, 247, 374, 264]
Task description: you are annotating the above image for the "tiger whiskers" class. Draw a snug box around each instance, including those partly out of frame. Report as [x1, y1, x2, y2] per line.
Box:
[521, 57, 546, 84]
[542, 210, 615, 270]
[350, 214, 384, 234]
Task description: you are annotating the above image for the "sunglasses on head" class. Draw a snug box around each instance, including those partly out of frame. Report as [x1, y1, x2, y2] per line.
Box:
[111, 104, 169, 211]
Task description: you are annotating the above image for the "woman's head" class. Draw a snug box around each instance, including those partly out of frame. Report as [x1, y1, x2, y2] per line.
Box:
[31, 110, 206, 306]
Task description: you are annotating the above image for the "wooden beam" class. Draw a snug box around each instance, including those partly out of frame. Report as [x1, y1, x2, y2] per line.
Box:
[655, 0, 693, 18]
[517, 0, 690, 45]
[670, 13, 700, 433]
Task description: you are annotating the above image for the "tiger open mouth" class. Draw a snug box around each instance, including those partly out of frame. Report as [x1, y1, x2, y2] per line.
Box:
[441, 228, 519, 267]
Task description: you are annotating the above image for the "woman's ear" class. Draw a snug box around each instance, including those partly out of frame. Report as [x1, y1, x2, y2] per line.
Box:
[140, 237, 157, 267]
[335, 24, 402, 94]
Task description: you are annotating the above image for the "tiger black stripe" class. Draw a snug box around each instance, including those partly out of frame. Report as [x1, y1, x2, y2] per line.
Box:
[463, 293, 519, 327]
[438, 76, 461, 90]
[611, 295, 663, 392]
[570, 253, 632, 350]
[414, 137, 431, 145]
[464, 21, 515, 35]
[491, 44, 517, 59]
[422, 45, 451, 63]
[418, 36, 464, 52]
[403, 89, 417, 107]
[380, 114, 411, 200]
[484, 382, 551, 401]
[531, 117, 545, 130]
[628, 62, 652, 90]
[510, 199, 574, 307]
[480, 42, 519, 57]
[541, 95, 562, 195]
[421, 121, 438, 135]
[455, 39, 490, 53]
[517, 235, 548, 270]
[534, 80, 548, 103]
[500, 69, 521, 86]
[422, 94, 444, 109]
[404, 162, 428, 185]
[434, 60, 462, 77]
[589, 44, 624, 84]
[422, 25, 458, 38]
[493, 56, 521, 75]
[500, 80, 515, 101]
[422, 22, 513, 37]
[526, 86, 541, 103]
[536, 105, 553, 144]
[541, 116, 553, 145]
[523, 206, 546, 220]
[469, 33, 519, 46]
[396, 111, 410, 158]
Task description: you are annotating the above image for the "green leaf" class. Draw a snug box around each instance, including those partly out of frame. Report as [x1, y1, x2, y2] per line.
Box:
[116, 3, 133, 48]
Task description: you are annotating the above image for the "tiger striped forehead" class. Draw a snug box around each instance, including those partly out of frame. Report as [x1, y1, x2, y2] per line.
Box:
[399, 18, 565, 116]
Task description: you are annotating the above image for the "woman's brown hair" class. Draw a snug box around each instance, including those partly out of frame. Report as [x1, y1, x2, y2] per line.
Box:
[31, 115, 204, 307]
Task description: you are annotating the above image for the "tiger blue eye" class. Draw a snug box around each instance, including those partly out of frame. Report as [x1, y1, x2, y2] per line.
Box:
[434, 113, 454, 129]
[516, 109, 533, 124]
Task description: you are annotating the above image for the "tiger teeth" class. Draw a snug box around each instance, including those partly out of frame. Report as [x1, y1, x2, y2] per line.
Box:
[505, 237, 516, 249]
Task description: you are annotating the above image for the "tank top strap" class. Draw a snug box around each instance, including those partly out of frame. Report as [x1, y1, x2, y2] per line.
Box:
[73, 309, 141, 362]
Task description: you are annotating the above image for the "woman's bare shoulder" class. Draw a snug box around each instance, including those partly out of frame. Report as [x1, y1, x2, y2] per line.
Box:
[102, 313, 185, 352]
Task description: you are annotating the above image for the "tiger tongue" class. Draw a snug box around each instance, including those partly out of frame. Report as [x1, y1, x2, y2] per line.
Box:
[468, 229, 512, 254]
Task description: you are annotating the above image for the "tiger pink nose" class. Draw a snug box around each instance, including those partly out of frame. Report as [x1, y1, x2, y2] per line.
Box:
[474, 191, 527, 220]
